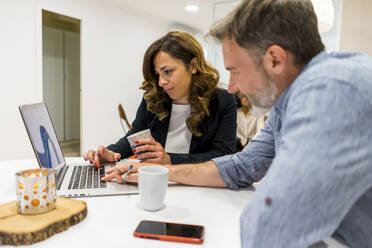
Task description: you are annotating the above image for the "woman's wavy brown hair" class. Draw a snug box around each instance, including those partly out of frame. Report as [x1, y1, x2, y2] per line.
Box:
[141, 31, 219, 136]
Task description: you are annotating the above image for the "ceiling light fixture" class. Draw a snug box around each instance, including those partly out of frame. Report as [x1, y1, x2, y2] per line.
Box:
[185, 4, 199, 12]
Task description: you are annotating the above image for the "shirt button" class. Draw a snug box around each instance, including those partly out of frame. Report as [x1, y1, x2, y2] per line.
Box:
[265, 197, 272, 206]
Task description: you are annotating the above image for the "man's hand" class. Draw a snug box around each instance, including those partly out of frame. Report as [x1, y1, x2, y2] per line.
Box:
[101, 162, 169, 184]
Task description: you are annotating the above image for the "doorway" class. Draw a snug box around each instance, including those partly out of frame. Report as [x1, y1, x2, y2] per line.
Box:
[42, 10, 81, 157]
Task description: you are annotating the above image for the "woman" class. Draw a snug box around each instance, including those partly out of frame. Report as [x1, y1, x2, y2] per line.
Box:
[84, 31, 237, 167]
[235, 93, 265, 151]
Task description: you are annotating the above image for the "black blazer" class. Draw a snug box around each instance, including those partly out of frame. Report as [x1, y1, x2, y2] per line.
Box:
[107, 88, 237, 164]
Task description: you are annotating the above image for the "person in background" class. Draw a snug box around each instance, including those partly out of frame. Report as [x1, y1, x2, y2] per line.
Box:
[235, 92, 265, 151]
[102, 0, 372, 247]
[84, 31, 237, 167]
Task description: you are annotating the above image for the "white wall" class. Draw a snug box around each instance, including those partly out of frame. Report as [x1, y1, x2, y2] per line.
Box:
[0, 0, 169, 161]
[320, 0, 343, 51]
[0, 0, 39, 161]
[211, 0, 240, 86]
[339, 0, 372, 57]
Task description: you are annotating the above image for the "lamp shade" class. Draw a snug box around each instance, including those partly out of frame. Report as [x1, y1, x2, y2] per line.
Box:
[311, 0, 335, 33]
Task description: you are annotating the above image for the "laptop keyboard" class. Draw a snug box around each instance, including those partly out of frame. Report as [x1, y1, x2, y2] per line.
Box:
[68, 165, 107, 190]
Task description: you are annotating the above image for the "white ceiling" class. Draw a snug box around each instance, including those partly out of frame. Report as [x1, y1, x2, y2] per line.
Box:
[110, 0, 236, 34]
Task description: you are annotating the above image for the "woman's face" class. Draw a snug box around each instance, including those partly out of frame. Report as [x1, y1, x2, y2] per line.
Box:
[241, 96, 251, 108]
[153, 51, 194, 104]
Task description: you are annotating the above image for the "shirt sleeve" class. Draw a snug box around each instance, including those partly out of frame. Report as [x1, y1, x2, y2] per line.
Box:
[212, 111, 276, 190]
[240, 80, 372, 247]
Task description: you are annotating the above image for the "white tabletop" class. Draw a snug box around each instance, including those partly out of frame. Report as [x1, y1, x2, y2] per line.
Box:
[0, 158, 348, 247]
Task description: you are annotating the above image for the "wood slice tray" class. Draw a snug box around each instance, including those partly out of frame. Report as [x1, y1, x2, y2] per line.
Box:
[0, 198, 87, 246]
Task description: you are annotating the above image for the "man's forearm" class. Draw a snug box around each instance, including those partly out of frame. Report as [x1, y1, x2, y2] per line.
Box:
[167, 161, 228, 188]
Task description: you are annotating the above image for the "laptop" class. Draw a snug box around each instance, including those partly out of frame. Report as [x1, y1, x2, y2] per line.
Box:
[19, 102, 138, 198]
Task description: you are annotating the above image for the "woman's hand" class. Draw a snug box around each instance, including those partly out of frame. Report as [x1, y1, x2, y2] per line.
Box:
[83, 145, 121, 168]
[134, 138, 171, 164]
[101, 162, 141, 184]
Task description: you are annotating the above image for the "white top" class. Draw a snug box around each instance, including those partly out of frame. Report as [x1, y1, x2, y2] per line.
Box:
[164, 104, 192, 154]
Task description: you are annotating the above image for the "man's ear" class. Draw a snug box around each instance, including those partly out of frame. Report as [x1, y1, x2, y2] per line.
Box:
[262, 45, 287, 75]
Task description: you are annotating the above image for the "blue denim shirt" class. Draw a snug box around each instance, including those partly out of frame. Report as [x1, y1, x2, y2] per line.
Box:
[213, 51, 372, 248]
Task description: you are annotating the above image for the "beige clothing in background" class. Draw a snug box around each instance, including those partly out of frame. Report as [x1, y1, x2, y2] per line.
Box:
[236, 108, 265, 146]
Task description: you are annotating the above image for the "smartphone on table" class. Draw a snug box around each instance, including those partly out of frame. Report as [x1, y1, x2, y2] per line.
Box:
[133, 220, 205, 244]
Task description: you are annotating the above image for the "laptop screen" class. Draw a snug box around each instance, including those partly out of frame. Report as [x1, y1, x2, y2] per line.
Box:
[19, 103, 66, 171]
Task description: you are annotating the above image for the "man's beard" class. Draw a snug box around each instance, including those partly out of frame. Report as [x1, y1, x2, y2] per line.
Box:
[246, 70, 278, 118]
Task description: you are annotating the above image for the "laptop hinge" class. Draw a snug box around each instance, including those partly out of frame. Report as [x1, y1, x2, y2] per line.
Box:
[57, 165, 68, 190]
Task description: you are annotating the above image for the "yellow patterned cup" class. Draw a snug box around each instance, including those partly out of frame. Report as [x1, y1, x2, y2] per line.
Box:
[15, 168, 57, 215]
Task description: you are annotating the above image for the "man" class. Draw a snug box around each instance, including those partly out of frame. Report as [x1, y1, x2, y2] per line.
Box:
[102, 0, 372, 247]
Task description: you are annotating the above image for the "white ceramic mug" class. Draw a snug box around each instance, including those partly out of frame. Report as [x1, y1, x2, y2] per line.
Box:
[138, 166, 169, 211]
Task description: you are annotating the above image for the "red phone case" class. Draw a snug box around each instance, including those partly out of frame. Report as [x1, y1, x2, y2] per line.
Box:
[133, 220, 205, 244]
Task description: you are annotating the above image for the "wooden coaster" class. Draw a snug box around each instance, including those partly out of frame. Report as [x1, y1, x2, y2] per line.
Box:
[0, 198, 87, 246]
